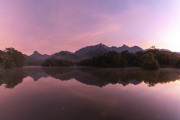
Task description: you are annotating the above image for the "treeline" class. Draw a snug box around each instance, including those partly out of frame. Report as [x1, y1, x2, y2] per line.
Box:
[1, 47, 180, 70]
[24, 56, 44, 66]
[78, 49, 180, 70]
[42, 57, 75, 67]
[0, 48, 24, 69]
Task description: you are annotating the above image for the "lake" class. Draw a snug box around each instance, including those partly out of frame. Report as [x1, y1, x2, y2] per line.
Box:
[0, 66, 179, 120]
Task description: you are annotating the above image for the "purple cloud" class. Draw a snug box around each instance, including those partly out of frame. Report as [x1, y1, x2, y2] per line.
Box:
[0, 0, 179, 54]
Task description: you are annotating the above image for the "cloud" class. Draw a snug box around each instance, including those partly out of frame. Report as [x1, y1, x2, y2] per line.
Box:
[0, 0, 180, 54]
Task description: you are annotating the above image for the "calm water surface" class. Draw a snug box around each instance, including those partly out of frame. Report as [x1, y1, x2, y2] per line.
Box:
[0, 67, 179, 120]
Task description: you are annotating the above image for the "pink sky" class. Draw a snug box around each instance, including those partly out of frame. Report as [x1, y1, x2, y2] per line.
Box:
[0, 0, 180, 55]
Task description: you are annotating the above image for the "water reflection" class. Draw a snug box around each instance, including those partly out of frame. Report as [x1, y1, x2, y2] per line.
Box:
[0, 68, 25, 88]
[0, 67, 180, 88]
[0, 67, 180, 120]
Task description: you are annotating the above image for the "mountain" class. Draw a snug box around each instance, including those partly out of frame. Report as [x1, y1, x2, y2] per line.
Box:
[75, 43, 143, 59]
[75, 43, 109, 59]
[52, 51, 80, 61]
[130, 46, 143, 52]
[24, 44, 143, 64]
[110, 44, 142, 53]
[24, 51, 50, 66]
[30, 51, 50, 60]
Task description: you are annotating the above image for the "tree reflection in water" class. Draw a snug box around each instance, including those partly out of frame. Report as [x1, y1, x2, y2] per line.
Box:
[0, 67, 179, 88]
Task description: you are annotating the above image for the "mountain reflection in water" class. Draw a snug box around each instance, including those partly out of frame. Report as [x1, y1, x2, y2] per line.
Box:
[0, 67, 180, 120]
[0, 67, 179, 88]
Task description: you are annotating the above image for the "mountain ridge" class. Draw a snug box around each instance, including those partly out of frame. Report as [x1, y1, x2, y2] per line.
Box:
[27, 43, 143, 62]
[30, 51, 50, 60]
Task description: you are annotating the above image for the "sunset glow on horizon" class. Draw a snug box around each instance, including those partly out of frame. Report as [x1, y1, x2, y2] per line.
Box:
[0, 0, 180, 55]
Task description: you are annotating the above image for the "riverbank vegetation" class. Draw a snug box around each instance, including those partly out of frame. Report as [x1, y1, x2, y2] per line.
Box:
[0, 48, 24, 69]
[78, 48, 180, 70]
[42, 57, 75, 67]
[1, 47, 180, 70]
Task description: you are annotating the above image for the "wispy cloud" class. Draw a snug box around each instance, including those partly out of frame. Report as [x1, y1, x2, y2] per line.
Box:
[0, 0, 180, 54]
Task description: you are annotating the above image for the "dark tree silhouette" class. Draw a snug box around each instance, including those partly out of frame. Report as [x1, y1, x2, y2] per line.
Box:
[141, 52, 159, 70]
[0, 48, 24, 69]
[78, 49, 180, 70]
[42, 57, 75, 67]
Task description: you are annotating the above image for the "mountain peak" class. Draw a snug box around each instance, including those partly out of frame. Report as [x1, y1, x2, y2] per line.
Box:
[122, 44, 129, 48]
[27, 43, 143, 61]
[97, 43, 104, 46]
[30, 51, 50, 60]
[33, 51, 41, 55]
[58, 51, 73, 54]
[96, 43, 108, 48]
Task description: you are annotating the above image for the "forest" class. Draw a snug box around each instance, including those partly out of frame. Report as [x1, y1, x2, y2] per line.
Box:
[42, 57, 75, 67]
[0, 48, 24, 69]
[1, 47, 180, 70]
[78, 49, 180, 70]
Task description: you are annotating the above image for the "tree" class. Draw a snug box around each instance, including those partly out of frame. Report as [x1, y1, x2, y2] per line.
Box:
[141, 52, 159, 70]
[79, 51, 124, 67]
[155, 50, 179, 66]
[121, 51, 141, 67]
[0, 48, 24, 69]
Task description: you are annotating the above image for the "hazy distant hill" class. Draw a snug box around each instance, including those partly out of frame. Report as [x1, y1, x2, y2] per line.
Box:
[52, 51, 80, 61]
[75, 44, 109, 59]
[110, 44, 143, 53]
[75, 43, 143, 59]
[24, 43, 143, 64]
[24, 51, 50, 66]
[30, 51, 50, 60]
